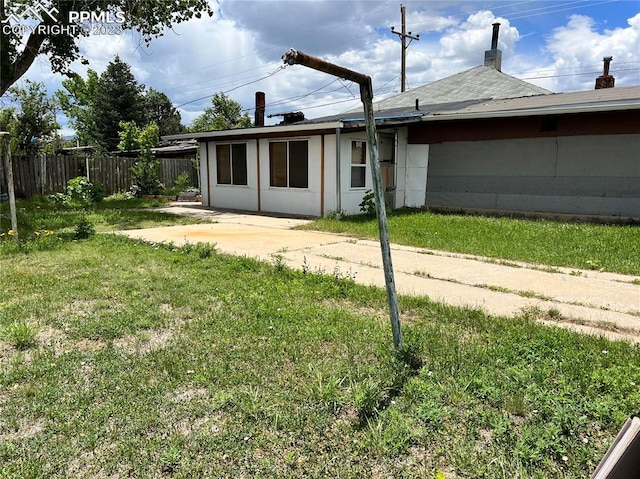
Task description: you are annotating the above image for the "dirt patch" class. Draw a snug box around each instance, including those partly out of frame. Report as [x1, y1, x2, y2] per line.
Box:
[113, 328, 174, 355]
[171, 387, 209, 404]
[65, 443, 122, 478]
[37, 325, 68, 354]
[174, 415, 222, 437]
[1, 416, 45, 442]
[58, 299, 96, 318]
[75, 338, 107, 352]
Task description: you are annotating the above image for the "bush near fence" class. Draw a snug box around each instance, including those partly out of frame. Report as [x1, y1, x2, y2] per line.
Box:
[0, 155, 199, 199]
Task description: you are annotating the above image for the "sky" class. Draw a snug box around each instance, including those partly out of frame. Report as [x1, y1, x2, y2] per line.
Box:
[2, 0, 640, 136]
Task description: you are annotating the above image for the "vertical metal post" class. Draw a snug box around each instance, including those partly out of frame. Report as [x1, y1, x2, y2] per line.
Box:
[282, 49, 403, 350]
[0, 132, 19, 242]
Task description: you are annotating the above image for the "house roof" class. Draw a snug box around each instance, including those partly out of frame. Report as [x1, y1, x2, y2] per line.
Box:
[111, 139, 198, 157]
[296, 99, 485, 126]
[349, 65, 553, 113]
[426, 85, 640, 120]
[164, 82, 638, 142]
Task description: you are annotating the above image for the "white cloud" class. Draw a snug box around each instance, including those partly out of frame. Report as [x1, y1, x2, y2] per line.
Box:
[438, 11, 518, 67]
[541, 13, 640, 91]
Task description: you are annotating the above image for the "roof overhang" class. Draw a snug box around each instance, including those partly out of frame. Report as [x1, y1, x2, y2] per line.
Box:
[424, 98, 640, 122]
[163, 121, 344, 142]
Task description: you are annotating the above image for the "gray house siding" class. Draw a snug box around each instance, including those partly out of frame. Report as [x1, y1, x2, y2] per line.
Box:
[426, 134, 640, 218]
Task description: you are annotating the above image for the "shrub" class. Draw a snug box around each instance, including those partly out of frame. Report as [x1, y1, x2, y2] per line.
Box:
[359, 190, 376, 216]
[49, 192, 71, 206]
[74, 215, 95, 239]
[174, 171, 191, 191]
[131, 155, 161, 196]
[66, 176, 104, 204]
[359, 189, 391, 217]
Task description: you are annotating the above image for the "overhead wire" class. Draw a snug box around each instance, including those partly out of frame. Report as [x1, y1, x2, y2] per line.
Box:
[175, 65, 286, 108]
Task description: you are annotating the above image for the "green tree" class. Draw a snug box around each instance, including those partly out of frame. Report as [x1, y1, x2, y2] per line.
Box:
[0, 0, 213, 96]
[119, 122, 161, 195]
[117, 120, 140, 152]
[143, 88, 184, 136]
[92, 56, 145, 151]
[6, 80, 60, 155]
[57, 66, 183, 148]
[56, 70, 99, 146]
[190, 93, 253, 132]
[0, 107, 17, 145]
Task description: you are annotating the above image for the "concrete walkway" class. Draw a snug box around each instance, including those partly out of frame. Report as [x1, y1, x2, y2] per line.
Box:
[119, 203, 640, 343]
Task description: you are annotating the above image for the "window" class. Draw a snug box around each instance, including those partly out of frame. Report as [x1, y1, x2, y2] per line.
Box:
[351, 140, 366, 188]
[216, 143, 247, 185]
[540, 116, 558, 132]
[269, 140, 308, 188]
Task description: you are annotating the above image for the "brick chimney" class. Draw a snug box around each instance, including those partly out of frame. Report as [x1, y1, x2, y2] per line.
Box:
[595, 57, 615, 89]
[255, 91, 265, 127]
[484, 22, 502, 71]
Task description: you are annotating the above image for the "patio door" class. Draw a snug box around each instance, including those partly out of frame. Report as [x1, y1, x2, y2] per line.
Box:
[379, 133, 396, 208]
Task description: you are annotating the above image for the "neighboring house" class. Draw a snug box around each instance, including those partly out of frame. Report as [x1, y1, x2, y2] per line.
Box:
[111, 139, 198, 159]
[166, 25, 640, 220]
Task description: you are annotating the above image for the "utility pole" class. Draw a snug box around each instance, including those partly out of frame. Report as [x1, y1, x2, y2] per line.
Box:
[391, 4, 419, 93]
[0, 132, 18, 242]
[282, 49, 403, 351]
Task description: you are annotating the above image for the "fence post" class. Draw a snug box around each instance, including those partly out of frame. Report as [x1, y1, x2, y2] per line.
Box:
[0, 132, 19, 242]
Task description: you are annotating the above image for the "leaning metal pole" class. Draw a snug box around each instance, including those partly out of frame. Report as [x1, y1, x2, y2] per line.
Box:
[282, 49, 403, 350]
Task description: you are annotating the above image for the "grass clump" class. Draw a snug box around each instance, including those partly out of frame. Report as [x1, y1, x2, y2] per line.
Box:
[1, 322, 38, 350]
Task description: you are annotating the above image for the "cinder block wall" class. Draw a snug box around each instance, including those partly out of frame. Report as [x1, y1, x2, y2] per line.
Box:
[426, 134, 640, 219]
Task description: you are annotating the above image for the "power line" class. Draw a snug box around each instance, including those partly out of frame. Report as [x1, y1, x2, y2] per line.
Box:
[175, 65, 285, 108]
[521, 67, 640, 80]
[508, 0, 619, 20]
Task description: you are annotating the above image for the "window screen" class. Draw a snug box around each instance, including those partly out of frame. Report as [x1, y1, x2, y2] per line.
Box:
[269, 140, 308, 188]
[216, 144, 231, 184]
[216, 143, 247, 185]
[269, 142, 287, 187]
[351, 141, 366, 188]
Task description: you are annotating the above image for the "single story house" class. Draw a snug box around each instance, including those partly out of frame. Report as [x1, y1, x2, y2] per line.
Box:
[166, 26, 640, 220]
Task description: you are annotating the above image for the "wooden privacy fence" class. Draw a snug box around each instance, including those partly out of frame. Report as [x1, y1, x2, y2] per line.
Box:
[0, 155, 199, 199]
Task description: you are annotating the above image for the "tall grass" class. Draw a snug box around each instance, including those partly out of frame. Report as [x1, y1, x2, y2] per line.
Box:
[302, 210, 640, 274]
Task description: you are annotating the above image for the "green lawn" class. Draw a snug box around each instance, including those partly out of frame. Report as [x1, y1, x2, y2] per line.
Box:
[300, 210, 640, 275]
[1, 199, 639, 478]
[0, 195, 204, 252]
